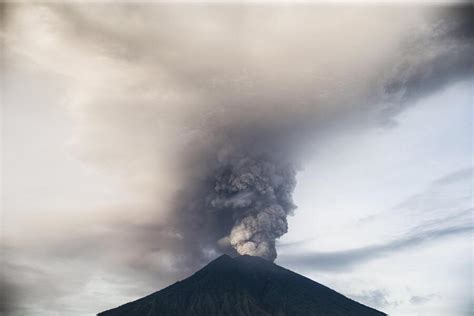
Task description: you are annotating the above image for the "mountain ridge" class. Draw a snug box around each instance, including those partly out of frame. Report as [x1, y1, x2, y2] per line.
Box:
[98, 254, 386, 316]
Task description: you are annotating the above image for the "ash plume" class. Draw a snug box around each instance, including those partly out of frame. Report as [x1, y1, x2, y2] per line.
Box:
[169, 133, 303, 263]
[34, 4, 470, 265]
[211, 155, 297, 261]
[1, 7, 473, 315]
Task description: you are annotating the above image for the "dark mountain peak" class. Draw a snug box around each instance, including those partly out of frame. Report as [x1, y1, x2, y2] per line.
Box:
[234, 254, 273, 265]
[214, 253, 234, 261]
[99, 254, 386, 316]
[208, 254, 272, 270]
[204, 254, 235, 267]
[195, 254, 274, 277]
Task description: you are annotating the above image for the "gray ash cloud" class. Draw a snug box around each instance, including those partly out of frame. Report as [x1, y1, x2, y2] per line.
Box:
[210, 154, 297, 261]
[168, 135, 302, 263]
[1, 3, 473, 313]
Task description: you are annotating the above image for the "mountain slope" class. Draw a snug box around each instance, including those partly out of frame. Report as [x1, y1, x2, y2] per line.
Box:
[98, 254, 386, 316]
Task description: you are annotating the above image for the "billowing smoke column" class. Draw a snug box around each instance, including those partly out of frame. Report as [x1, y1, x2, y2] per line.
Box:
[3, 2, 470, 276]
[1, 3, 474, 314]
[168, 3, 474, 263]
[209, 155, 296, 261]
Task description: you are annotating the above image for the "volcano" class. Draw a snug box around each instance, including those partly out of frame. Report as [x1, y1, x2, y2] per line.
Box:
[98, 254, 386, 316]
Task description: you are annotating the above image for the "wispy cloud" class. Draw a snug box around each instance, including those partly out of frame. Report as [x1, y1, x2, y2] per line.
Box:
[432, 167, 473, 186]
[350, 289, 401, 309]
[409, 294, 438, 305]
[280, 167, 473, 271]
[279, 214, 472, 271]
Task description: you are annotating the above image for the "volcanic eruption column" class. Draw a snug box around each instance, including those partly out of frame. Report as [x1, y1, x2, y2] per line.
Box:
[208, 154, 297, 262]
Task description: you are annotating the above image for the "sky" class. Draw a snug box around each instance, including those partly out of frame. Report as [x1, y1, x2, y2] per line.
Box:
[278, 79, 473, 316]
[1, 2, 473, 316]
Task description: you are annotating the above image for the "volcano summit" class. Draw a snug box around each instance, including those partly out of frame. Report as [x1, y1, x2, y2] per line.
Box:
[98, 255, 386, 316]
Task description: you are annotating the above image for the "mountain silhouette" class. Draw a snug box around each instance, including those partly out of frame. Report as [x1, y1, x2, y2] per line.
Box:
[98, 254, 386, 316]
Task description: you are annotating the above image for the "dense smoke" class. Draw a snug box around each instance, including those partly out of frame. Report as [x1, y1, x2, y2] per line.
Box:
[1, 3, 473, 313]
[170, 135, 303, 262]
[211, 154, 297, 260]
[4, 3, 466, 266]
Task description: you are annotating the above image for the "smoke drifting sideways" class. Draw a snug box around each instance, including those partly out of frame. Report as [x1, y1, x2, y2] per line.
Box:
[148, 4, 473, 264]
[1, 3, 473, 295]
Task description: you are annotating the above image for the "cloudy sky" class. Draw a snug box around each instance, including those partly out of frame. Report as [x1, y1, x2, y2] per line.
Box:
[1, 2, 473, 316]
